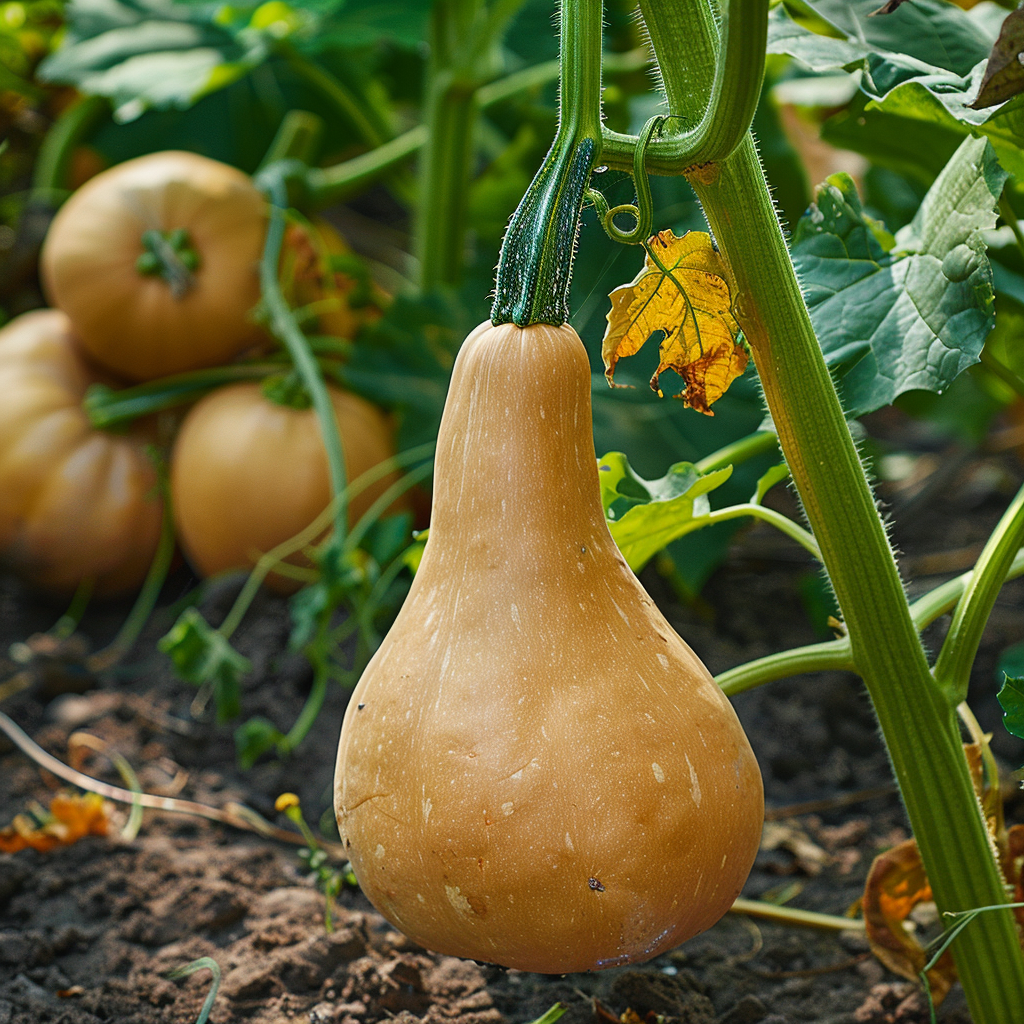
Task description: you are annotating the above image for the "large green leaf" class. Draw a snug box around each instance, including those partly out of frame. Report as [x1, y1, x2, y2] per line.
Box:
[39, 0, 305, 120]
[598, 452, 732, 572]
[770, 0, 1024, 183]
[768, 0, 995, 76]
[791, 135, 1006, 418]
[855, 58, 1024, 181]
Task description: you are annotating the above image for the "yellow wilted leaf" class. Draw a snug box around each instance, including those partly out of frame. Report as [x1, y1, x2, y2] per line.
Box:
[602, 229, 747, 415]
[0, 791, 110, 854]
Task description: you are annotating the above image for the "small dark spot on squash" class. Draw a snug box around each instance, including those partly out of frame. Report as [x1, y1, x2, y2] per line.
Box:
[358, 703, 366, 710]
[588, 877, 605, 892]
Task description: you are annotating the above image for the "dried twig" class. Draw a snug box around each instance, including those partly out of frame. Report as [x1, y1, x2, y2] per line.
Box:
[0, 710, 346, 858]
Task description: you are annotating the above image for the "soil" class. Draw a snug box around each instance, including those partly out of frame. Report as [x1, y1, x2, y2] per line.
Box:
[1, 409, 1022, 1024]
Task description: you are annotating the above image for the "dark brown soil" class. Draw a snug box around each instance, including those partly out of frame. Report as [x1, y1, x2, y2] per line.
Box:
[2, 412, 1022, 1024]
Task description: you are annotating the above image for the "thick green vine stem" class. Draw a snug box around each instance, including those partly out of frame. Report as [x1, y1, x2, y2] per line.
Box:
[490, 0, 603, 326]
[638, 1, 1024, 1017]
[415, 0, 529, 289]
[602, 0, 767, 175]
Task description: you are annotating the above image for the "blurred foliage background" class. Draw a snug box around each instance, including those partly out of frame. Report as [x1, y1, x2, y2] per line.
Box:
[2, 0, 1024, 600]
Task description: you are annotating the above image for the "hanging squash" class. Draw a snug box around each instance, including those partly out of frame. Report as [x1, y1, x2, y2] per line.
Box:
[334, 321, 763, 973]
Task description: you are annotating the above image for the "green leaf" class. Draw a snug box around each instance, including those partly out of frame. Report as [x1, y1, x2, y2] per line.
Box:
[158, 608, 251, 722]
[597, 452, 732, 572]
[39, 0, 306, 121]
[314, 0, 430, 49]
[235, 716, 286, 769]
[791, 136, 1006, 417]
[860, 66, 1024, 182]
[768, 0, 995, 76]
[996, 675, 1024, 741]
[997, 641, 1024, 684]
[770, 0, 1024, 183]
[402, 534, 426, 574]
[364, 511, 413, 566]
[753, 463, 790, 505]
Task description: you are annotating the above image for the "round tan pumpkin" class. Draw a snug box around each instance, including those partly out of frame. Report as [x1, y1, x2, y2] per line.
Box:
[335, 320, 764, 974]
[0, 310, 163, 595]
[41, 150, 266, 382]
[170, 381, 404, 592]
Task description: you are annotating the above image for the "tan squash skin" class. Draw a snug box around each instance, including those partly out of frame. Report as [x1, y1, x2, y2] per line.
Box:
[171, 381, 405, 593]
[335, 321, 763, 974]
[0, 310, 163, 595]
[41, 151, 266, 382]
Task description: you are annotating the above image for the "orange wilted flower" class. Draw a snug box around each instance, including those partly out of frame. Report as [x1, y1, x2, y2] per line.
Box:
[0, 791, 111, 853]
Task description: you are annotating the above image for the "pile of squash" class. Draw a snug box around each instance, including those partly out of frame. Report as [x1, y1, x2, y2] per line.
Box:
[0, 150, 399, 596]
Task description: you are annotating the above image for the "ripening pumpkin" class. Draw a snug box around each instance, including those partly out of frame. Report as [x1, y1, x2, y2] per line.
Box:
[334, 321, 763, 974]
[0, 310, 163, 595]
[170, 381, 406, 592]
[282, 218, 387, 341]
[41, 151, 266, 382]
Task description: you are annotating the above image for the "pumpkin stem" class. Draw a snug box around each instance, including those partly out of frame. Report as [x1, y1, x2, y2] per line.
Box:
[136, 228, 200, 297]
[262, 370, 313, 410]
[490, 0, 603, 327]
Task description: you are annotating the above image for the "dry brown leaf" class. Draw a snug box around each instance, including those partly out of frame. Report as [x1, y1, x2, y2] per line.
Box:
[760, 821, 830, 876]
[862, 838, 957, 1006]
[0, 791, 110, 854]
[602, 229, 747, 416]
[862, 738, 1024, 1007]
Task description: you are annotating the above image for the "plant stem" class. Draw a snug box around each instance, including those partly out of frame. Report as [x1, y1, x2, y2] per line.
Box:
[84, 363, 281, 430]
[259, 109, 324, 169]
[31, 94, 110, 198]
[715, 547, 1024, 695]
[695, 429, 779, 473]
[716, 640, 854, 696]
[282, 46, 385, 149]
[639, 2, 1024, 1016]
[218, 445, 434, 641]
[261, 174, 349, 541]
[416, 57, 479, 287]
[87, 469, 177, 673]
[912, 547, 1024, 628]
[638, 502, 822, 561]
[730, 898, 864, 932]
[602, 0, 768, 173]
[998, 192, 1024, 266]
[283, 617, 331, 752]
[490, 0, 604, 325]
[306, 126, 428, 207]
[980, 346, 1024, 399]
[933, 480, 1024, 704]
[415, 0, 530, 288]
[305, 43, 632, 211]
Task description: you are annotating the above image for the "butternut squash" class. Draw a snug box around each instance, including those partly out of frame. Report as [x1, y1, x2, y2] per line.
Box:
[334, 321, 763, 974]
